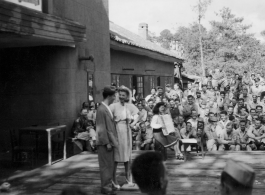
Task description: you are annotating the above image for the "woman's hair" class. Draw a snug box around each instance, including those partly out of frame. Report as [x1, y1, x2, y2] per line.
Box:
[153, 102, 165, 115]
[118, 86, 130, 96]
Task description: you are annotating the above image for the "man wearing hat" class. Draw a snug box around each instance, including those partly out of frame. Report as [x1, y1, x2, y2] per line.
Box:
[204, 116, 224, 151]
[220, 160, 255, 195]
[96, 86, 118, 195]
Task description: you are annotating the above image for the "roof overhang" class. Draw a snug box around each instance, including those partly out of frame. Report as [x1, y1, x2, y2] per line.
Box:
[0, 1, 86, 48]
[110, 40, 183, 64]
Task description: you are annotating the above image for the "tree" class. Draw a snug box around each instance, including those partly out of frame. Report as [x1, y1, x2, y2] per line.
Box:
[193, 0, 212, 76]
[155, 7, 265, 76]
[156, 29, 174, 49]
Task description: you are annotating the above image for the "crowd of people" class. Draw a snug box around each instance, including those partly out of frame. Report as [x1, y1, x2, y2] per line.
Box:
[68, 69, 265, 195]
[71, 71, 265, 159]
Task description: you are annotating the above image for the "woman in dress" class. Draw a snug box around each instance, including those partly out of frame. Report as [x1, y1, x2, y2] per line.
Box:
[110, 86, 139, 189]
[151, 102, 183, 160]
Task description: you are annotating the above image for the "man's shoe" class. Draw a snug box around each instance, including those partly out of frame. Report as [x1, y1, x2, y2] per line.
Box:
[101, 188, 117, 195]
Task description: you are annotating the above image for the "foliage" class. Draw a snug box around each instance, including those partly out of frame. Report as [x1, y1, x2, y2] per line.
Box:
[155, 7, 265, 76]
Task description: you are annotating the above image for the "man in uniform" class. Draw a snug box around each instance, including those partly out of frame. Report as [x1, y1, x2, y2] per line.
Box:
[247, 119, 265, 150]
[96, 86, 118, 195]
[204, 117, 223, 151]
[236, 120, 252, 151]
[135, 122, 154, 151]
[222, 122, 240, 151]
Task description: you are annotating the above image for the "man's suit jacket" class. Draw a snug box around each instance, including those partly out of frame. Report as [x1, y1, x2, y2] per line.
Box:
[96, 103, 118, 147]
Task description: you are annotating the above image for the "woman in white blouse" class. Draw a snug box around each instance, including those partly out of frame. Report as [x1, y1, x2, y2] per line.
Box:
[151, 102, 183, 160]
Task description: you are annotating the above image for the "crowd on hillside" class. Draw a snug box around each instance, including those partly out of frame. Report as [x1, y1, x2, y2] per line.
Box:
[70, 70, 265, 161]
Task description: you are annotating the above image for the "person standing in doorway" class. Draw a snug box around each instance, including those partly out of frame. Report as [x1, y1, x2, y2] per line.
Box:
[96, 86, 118, 195]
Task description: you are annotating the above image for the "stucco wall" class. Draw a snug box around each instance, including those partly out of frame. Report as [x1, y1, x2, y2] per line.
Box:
[0, 0, 110, 151]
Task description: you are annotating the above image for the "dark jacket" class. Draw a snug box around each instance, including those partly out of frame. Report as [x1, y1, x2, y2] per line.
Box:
[96, 103, 118, 147]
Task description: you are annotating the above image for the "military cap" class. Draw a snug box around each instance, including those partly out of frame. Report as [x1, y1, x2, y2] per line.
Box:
[223, 160, 255, 188]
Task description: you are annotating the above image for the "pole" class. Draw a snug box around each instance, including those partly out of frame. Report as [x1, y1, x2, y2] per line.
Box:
[198, 0, 205, 77]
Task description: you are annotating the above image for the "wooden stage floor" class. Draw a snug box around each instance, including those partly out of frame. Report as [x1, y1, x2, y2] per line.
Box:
[5, 151, 265, 195]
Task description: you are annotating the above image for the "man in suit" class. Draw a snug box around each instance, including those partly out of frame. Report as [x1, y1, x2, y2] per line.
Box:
[96, 86, 118, 195]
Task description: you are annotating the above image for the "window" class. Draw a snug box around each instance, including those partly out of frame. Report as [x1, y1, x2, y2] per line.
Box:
[150, 76, 155, 89]
[137, 76, 144, 99]
[111, 74, 120, 87]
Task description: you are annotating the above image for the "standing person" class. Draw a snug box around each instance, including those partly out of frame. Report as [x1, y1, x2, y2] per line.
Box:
[151, 102, 183, 160]
[173, 83, 183, 100]
[165, 84, 179, 100]
[182, 95, 199, 121]
[183, 83, 195, 99]
[96, 86, 118, 195]
[110, 86, 139, 188]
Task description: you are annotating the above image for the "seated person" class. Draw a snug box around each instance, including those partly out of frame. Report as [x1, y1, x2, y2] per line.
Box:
[218, 111, 230, 130]
[137, 102, 148, 122]
[236, 120, 254, 151]
[187, 109, 203, 129]
[247, 119, 265, 150]
[173, 115, 186, 133]
[87, 104, 97, 124]
[221, 122, 240, 151]
[136, 122, 154, 151]
[229, 115, 239, 129]
[131, 152, 168, 195]
[71, 108, 96, 153]
[180, 122, 198, 150]
[180, 122, 197, 139]
[204, 117, 224, 151]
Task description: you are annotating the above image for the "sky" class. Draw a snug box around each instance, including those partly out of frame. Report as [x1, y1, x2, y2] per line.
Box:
[109, 0, 265, 41]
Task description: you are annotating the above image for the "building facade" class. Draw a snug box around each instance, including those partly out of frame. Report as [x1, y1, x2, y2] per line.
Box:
[110, 22, 183, 98]
[0, 0, 110, 151]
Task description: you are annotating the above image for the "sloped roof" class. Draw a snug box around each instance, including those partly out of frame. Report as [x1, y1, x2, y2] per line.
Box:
[181, 73, 201, 80]
[110, 22, 183, 60]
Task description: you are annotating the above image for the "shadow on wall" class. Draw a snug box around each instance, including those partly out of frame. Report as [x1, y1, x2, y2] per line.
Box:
[0, 0, 110, 152]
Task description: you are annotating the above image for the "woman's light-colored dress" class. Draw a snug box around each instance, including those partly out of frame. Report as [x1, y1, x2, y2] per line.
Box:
[110, 102, 139, 162]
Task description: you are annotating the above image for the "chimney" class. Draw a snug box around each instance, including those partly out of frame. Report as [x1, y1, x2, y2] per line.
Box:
[138, 23, 148, 40]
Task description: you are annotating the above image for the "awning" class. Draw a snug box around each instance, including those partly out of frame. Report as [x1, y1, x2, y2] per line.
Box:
[0, 1, 86, 48]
